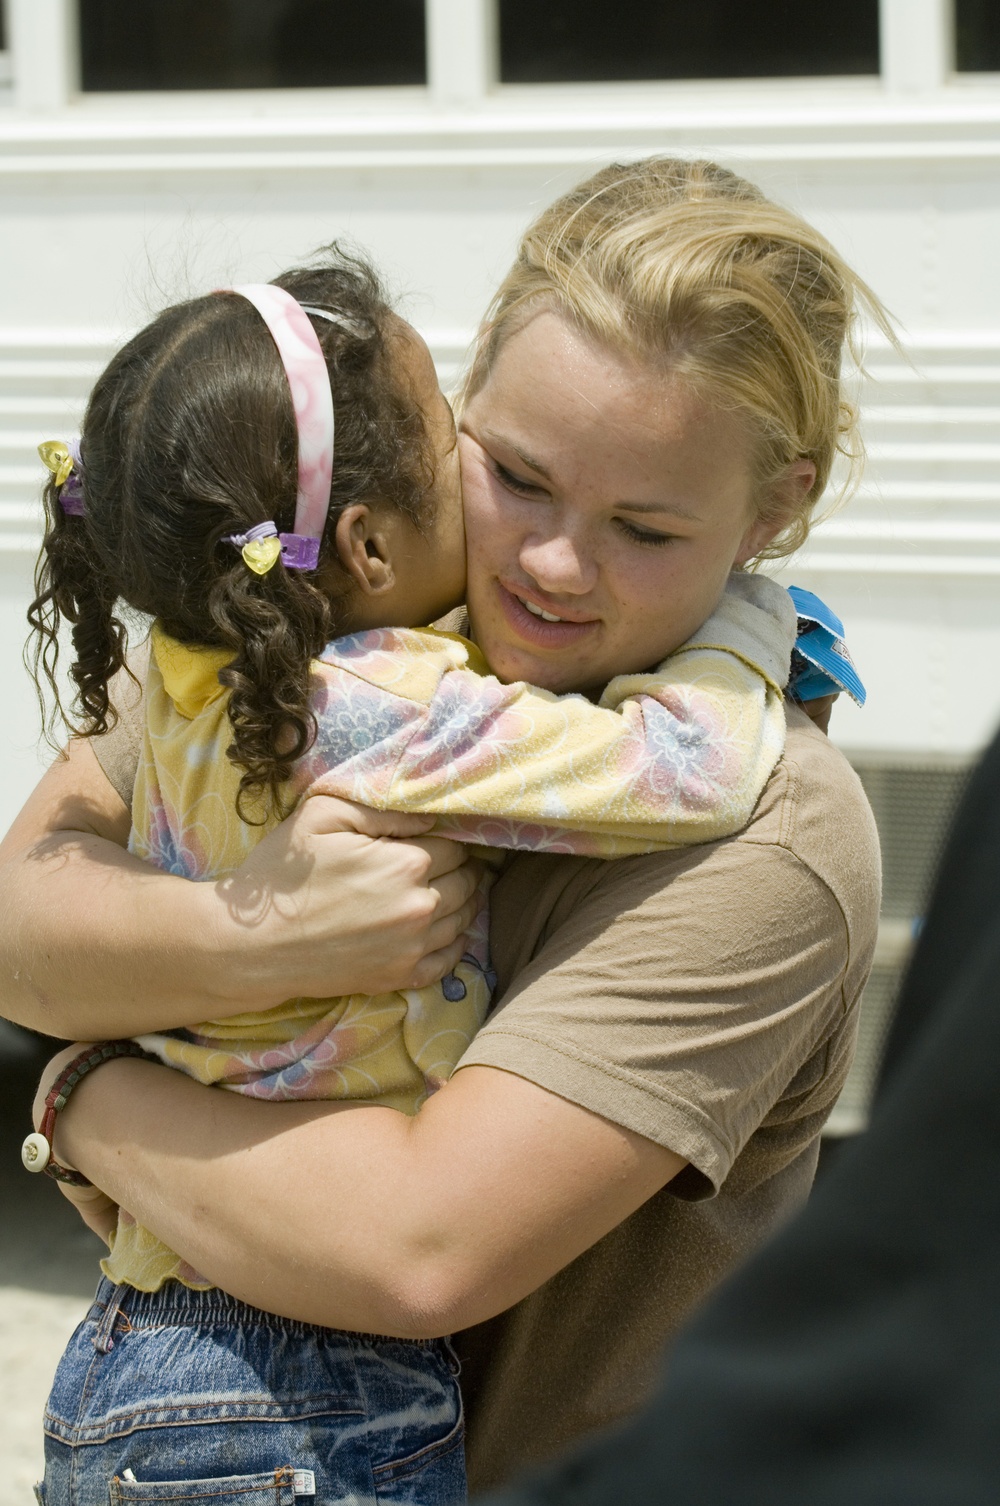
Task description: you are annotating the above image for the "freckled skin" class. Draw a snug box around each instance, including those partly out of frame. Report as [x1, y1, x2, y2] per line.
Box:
[459, 310, 801, 696]
[349, 310, 810, 698]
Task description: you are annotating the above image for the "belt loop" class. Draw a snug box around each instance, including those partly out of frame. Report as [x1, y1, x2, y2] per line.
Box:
[93, 1284, 127, 1354]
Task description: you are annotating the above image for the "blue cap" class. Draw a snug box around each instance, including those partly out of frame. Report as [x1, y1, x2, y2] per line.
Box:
[787, 586, 866, 708]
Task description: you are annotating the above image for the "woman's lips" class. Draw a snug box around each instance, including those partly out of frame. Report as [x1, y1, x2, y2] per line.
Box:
[496, 582, 599, 649]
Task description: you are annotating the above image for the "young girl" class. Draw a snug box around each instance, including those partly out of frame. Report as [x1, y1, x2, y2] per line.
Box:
[27, 244, 820, 1504]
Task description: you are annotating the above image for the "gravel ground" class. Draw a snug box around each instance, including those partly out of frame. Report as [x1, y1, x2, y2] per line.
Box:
[0, 1026, 106, 1504]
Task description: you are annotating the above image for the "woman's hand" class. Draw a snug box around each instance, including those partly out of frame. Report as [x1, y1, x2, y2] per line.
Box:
[217, 793, 484, 1005]
[0, 739, 481, 1038]
[31, 1043, 121, 1246]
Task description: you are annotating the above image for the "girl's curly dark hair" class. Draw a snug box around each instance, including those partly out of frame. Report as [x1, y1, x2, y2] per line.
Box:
[28, 245, 434, 819]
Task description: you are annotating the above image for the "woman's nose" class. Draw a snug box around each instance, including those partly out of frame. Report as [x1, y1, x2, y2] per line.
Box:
[519, 531, 599, 596]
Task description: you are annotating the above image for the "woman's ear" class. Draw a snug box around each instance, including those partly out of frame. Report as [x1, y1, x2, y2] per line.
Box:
[735, 458, 817, 565]
[333, 505, 396, 598]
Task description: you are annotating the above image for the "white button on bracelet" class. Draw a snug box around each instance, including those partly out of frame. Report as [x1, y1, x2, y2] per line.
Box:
[21, 1130, 51, 1173]
[22, 1041, 151, 1187]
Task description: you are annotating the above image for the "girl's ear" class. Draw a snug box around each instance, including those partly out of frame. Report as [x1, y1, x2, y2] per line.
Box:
[333, 504, 396, 598]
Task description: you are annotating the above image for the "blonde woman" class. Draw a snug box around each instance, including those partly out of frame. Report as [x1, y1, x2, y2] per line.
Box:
[3, 159, 882, 1495]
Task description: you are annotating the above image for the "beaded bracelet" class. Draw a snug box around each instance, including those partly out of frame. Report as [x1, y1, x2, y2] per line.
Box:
[21, 1041, 151, 1188]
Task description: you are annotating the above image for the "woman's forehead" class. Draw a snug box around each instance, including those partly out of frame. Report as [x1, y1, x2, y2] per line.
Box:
[478, 310, 678, 418]
[475, 317, 746, 462]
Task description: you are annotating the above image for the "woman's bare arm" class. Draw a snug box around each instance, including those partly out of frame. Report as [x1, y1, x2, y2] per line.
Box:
[53, 1057, 683, 1338]
[0, 738, 480, 1039]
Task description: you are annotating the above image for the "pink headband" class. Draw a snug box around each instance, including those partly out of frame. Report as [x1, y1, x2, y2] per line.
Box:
[227, 283, 335, 571]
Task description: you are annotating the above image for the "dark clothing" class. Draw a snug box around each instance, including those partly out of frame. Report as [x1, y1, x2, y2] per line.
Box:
[484, 726, 1000, 1505]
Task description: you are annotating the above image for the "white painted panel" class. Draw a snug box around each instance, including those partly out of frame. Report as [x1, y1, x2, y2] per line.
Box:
[427, 0, 497, 106]
[0, 551, 54, 838]
[879, 0, 953, 94]
[0, 173, 534, 334]
[772, 566, 1000, 756]
[7, 0, 77, 112]
[0, 87, 999, 836]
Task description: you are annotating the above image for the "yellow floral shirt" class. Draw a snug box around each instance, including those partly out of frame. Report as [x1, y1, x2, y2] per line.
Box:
[105, 572, 795, 1290]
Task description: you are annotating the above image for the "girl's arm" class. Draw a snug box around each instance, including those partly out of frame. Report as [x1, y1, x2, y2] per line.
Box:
[310, 574, 795, 855]
[0, 738, 480, 1040]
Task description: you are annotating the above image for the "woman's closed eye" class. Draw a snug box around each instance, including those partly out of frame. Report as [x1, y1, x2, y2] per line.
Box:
[615, 518, 675, 547]
[491, 459, 549, 499]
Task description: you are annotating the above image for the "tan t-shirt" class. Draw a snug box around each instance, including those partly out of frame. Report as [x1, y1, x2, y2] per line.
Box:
[91, 671, 879, 1493]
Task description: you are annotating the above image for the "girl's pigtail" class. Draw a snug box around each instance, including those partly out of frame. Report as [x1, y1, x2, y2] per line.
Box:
[26, 471, 127, 748]
[208, 554, 335, 822]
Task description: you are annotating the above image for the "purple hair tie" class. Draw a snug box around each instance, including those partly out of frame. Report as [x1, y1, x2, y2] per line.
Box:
[61, 440, 85, 516]
[59, 478, 85, 516]
[224, 519, 321, 576]
[278, 533, 320, 570]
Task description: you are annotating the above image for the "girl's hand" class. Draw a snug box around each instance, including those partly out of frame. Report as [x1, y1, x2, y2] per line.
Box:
[50, 1180, 119, 1246]
[796, 692, 838, 736]
[32, 1043, 121, 1246]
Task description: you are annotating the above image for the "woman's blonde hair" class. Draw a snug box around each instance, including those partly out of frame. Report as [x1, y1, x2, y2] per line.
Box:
[464, 157, 893, 560]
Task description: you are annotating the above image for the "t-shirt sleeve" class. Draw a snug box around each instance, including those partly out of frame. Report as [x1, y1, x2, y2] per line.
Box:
[88, 640, 149, 812]
[458, 837, 851, 1197]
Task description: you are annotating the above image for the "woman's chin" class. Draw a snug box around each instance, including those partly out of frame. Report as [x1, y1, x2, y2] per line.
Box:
[472, 633, 595, 694]
[469, 582, 604, 690]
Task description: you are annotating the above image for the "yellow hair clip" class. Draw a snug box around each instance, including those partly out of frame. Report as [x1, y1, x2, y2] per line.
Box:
[38, 441, 75, 489]
[225, 521, 284, 575]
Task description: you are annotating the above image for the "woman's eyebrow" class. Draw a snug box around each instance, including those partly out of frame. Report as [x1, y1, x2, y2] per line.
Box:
[619, 500, 704, 523]
[482, 429, 552, 480]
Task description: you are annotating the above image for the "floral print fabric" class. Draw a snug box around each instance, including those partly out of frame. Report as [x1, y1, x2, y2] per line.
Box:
[105, 573, 795, 1292]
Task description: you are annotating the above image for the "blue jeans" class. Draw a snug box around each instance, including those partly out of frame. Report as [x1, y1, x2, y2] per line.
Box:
[38, 1278, 466, 1505]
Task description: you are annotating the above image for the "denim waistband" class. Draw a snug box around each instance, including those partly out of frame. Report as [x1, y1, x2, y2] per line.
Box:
[90, 1276, 434, 1348]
